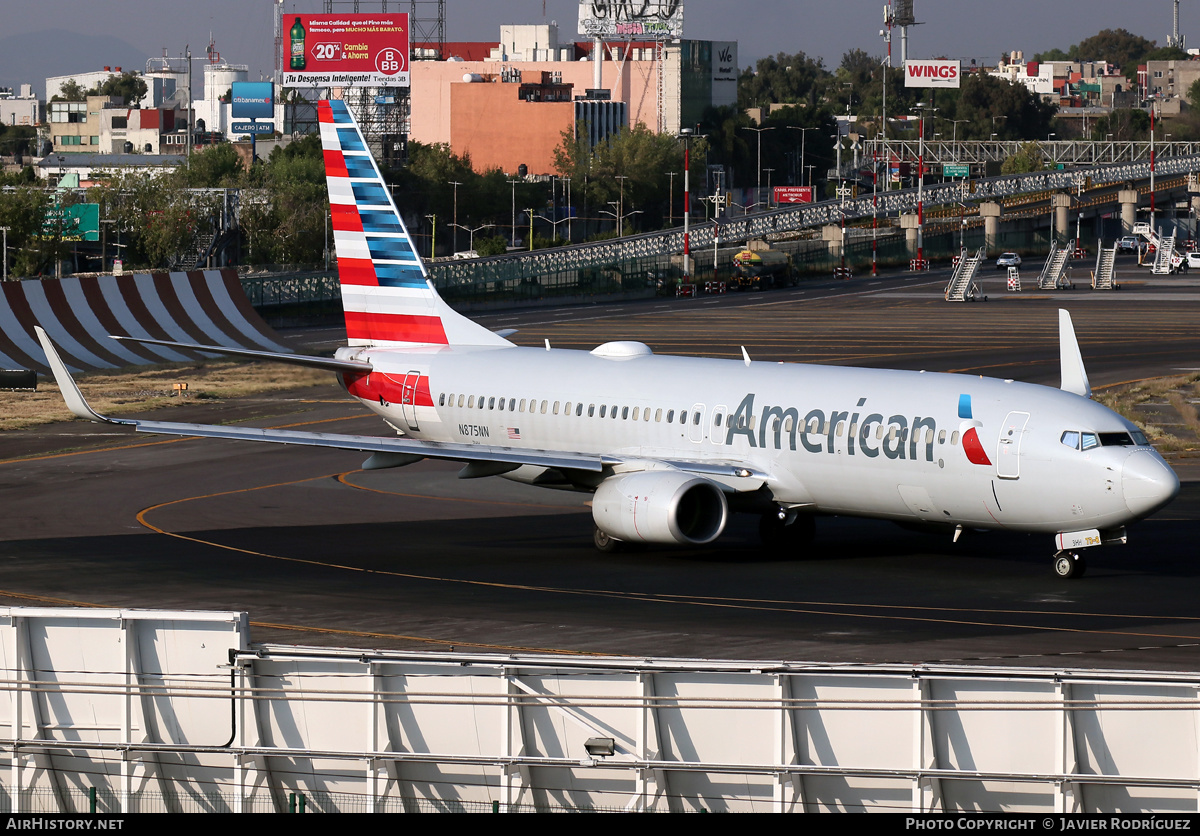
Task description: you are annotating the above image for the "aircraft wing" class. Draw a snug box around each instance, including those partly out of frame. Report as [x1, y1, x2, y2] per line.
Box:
[36, 327, 605, 473]
[38, 328, 775, 488]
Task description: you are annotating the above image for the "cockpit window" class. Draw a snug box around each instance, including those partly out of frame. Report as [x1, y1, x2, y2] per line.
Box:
[1131, 429, 1149, 445]
[1060, 431, 1080, 450]
[1081, 432, 1099, 450]
[1099, 432, 1136, 447]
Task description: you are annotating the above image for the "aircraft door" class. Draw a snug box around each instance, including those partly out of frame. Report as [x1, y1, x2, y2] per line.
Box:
[996, 411, 1030, 479]
[400, 370, 422, 431]
[711, 405, 727, 445]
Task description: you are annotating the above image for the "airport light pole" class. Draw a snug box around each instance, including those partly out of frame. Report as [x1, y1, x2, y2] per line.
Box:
[741, 126, 775, 207]
[451, 222, 492, 252]
[507, 179, 520, 248]
[447, 180, 462, 253]
[787, 126, 813, 188]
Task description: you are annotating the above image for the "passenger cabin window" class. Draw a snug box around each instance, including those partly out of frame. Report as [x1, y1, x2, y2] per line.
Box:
[439, 393, 445, 406]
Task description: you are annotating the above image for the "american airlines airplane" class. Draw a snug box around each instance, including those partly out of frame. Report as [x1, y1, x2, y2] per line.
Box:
[37, 100, 1179, 579]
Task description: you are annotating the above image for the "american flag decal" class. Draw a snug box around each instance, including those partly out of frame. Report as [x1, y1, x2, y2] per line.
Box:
[507, 427, 521, 440]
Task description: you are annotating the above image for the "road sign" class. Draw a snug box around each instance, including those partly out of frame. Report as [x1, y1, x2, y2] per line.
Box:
[232, 122, 276, 134]
[40, 204, 99, 242]
[943, 164, 970, 178]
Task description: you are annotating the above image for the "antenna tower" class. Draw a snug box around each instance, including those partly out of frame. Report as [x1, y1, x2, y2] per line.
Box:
[1168, 0, 1186, 50]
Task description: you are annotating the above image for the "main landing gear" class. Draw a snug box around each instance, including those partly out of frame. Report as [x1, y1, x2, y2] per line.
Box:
[1052, 550, 1087, 579]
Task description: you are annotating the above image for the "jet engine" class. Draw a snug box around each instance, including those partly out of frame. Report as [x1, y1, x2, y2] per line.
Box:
[592, 471, 728, 545]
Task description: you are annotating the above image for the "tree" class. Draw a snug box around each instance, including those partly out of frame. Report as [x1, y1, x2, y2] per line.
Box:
[738, 51, 829, 110]
[937, 74, 1057, 141]
[181, 143, 244, 188]
[52, 79, 87, 102]
[1001, 141, 1046, 174]
[0, 185, 51, 276]
[89, 72, 148, 106]
[554, 123, 685, 229]
[1075, 29, 1155, 73]
[1091, 108, 1151, 141]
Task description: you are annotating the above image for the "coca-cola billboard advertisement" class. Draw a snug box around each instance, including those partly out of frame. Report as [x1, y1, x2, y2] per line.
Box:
[282, 14, 410, 88]
[903, 59, 961, 88]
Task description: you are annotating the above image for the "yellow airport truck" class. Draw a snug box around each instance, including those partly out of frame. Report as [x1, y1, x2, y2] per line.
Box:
[732, 247, 794, 290]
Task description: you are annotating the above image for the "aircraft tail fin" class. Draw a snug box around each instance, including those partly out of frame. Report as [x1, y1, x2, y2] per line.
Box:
[1058, 309, 1092, 398]
[318, 99, 510, 348]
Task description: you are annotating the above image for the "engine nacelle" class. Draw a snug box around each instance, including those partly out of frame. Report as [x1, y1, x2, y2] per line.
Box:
[592, 471, 728, 545]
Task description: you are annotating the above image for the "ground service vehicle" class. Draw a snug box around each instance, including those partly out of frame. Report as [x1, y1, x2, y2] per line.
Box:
[732, 247, 793, 290]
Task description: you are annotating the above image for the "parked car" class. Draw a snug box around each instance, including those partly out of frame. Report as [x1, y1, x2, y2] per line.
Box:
[1118, 236, 1139, 252]
[995, 252, 1022, 269]
[1184, 252, 1200, 270]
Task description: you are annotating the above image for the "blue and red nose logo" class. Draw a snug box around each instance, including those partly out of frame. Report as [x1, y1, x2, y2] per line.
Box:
[958, 394, 992, 466]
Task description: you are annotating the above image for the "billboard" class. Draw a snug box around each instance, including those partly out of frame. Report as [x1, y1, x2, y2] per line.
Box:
[774, 186, 813, 205]
[281, 14, 410, 88]
[231, 82, 274, 119]
[578, 1, 684, 39]
[904, 59, 961, 88]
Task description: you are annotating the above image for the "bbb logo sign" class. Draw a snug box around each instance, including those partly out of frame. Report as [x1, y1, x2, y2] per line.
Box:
[376, 48, 406, 75]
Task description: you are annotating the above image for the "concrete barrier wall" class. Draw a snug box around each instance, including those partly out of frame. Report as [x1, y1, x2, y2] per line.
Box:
[0, 269, 292, 374]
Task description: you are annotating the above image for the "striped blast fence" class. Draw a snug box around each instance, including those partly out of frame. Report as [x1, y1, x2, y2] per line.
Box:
[0, 269, 292, 375]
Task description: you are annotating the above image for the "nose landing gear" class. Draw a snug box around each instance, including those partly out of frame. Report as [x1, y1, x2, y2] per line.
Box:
[1052, 550, 1087, 579]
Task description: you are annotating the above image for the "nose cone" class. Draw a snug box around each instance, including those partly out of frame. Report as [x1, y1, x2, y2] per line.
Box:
[1122, 450, 1180, 518]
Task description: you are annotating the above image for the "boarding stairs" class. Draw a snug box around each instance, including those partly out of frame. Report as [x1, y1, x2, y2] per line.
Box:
[1152, 232, 1177, 275]
[1133, 221, 1184, 274]
[944, 247, 985, 301]
[1092, 243, 1117, 290]
[1037, 239, 1073, 289]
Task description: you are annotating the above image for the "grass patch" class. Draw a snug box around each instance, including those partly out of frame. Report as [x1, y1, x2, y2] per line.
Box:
[1094, 373, 1200, 455]
[0, 359, 330, 432]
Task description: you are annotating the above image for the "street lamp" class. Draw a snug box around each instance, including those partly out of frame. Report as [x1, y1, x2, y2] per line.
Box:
[0, 226, 9, 281]
[762, 167, 775, 208]
[741, 125, 775, 206]
[786, 126, 814, 188]
[507, 179, 521, 248]
[450, 222, 493, 252]
[599, 205, 642, 236]
[447, 180, 462, 253]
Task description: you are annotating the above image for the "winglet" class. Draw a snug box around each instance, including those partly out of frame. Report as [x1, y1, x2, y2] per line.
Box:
[34, 326, 128, 424]
[1058, 309, 1091, 398]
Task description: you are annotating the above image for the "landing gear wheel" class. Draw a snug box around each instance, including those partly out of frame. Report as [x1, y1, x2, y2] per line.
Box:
[759, 513, 816, 550]
[593, 526, 622, 553]
[1052, 551, 1087, 579]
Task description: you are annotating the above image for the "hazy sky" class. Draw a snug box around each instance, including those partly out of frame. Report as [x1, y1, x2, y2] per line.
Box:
[1, 1, 1191, 94]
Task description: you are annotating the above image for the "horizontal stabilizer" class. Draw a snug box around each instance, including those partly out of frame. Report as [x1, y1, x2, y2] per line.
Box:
[111, 336, 372, 373]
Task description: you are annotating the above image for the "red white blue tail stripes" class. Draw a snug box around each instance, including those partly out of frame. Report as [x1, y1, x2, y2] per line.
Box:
[319, 99, 508, 348]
